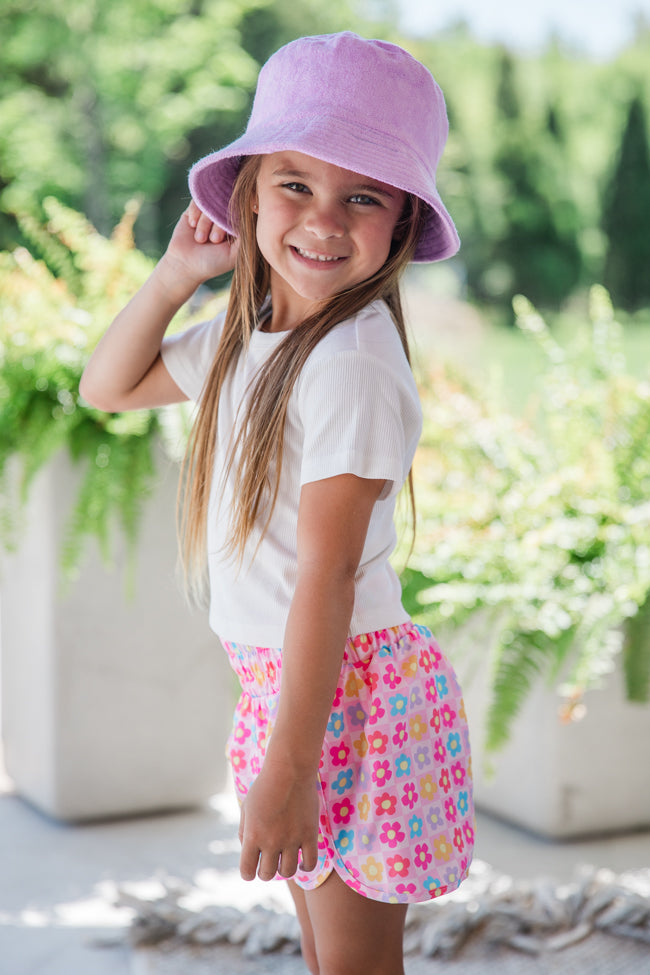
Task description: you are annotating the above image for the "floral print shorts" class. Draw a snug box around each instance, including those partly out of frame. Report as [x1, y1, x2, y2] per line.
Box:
[222, 621, 475, 904]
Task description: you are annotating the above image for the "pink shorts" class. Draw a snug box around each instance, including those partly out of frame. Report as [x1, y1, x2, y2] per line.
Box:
[222, 622, 475, 904]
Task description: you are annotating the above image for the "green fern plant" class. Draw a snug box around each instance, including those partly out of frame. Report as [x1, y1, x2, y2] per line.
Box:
[402, 286, 650, 752]
[0, 199, 220, 579]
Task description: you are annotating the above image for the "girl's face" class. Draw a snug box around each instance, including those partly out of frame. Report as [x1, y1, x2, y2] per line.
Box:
[253, 151, 406, 330]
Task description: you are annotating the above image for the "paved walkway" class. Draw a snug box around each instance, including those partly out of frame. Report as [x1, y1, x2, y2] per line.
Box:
[2, 760, 650, 975]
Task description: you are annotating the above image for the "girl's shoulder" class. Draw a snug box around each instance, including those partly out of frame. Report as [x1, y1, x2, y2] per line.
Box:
[306, 300, 408, 368]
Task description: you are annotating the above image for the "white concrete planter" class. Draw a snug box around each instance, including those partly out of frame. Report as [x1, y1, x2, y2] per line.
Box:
[0, 449, 233, 821]
[452, 615, 650, 838]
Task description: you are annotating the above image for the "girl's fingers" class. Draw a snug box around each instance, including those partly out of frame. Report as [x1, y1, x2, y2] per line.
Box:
[298, 839, 319, 874]
[278, 848, 300, 879]
[186, 200, 227, 244]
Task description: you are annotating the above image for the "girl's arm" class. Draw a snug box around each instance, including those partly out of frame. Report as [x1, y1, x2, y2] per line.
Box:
[238, 472, 385, 882]
[79, 202, 238, 412]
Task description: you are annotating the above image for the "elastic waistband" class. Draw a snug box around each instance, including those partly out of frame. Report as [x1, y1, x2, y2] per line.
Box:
[222, 622, 421, 698]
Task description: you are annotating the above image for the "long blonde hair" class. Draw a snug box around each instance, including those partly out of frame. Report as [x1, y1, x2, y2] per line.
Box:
[179, 155, 427, 597]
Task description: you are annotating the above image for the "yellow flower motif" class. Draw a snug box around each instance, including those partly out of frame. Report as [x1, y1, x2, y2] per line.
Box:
[353, 732, 368, 758]
[433, 834, 453, 863]
[459, 698, 467, 721]
[468, 755, 473, 779]
[409, 714, 428, 741]
[361, 856, 383, 883]
[419, 773, 437, 801]
[345, 671, 364, 698]
[401, 654, 417, 677]
[357, 794, 370, 821]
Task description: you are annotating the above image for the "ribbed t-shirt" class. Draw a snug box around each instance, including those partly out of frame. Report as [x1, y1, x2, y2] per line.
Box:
[161, 299, 422, 647]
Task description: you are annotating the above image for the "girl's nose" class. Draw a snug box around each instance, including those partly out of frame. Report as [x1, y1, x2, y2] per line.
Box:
[304, 203, 346, 239]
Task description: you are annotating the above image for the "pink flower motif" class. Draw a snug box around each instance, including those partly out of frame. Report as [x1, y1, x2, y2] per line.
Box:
[371, 760, 392, 787]
[451, 761, 466, 787]
[332, 797, 354, 824]
[392, 722, 409, 749]
[463, 822, 475, 846]
[419, 649, 433, 674]
[368, 697, 386, 725]
[368, 730, 389, 755]
[425, 678, 438, 703]
[433, 737, 447, 763]
[401, 781, 418, 810]
[429, 709, 442, 733]
[230, 749, 247, 772]
[374, 792, 397, 816]
[387, 854, 410, 877]
[439, 768, 452, 794]
[233, 723, 251, 745]
[383, 663, 402, 689]
[396, 883, 417, 897]
[250, 755, 261, 775]
[414, 842, 433, 870]
[453, 826, 465, 852]
[444, 797, 457, 823]
[441, 703, 457, 729]
[366, 670, 379, 692]
[379, 821, 406, 849]
[332, 686, 344, 708]
[330, 742, 351, 767]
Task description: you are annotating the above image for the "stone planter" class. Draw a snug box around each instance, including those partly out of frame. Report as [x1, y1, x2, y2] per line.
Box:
[451, 614, 650, 838]
[0, 449, 233, 821]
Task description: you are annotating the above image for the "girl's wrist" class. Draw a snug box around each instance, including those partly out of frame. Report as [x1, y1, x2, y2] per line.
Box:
[152, 253, 203, 308]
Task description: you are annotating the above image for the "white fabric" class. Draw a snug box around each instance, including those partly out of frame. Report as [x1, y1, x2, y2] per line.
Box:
[161, 300, 422, 647]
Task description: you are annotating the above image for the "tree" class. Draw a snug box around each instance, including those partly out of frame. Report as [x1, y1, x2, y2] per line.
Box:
[0, 0, 264, 253]
[602, 94, 650, 311]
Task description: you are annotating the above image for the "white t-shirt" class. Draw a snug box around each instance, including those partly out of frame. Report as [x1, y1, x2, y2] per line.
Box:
[161, 299, 422, 647]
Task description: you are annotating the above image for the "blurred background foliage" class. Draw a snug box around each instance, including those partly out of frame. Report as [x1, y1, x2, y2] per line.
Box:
[1, 0, 649, 312]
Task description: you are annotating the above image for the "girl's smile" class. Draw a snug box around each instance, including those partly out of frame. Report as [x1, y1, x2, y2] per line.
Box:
[254, 151, 406, 330]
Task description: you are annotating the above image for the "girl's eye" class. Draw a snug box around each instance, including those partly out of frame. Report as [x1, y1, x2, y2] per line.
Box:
[349, 194, 380, 206]
[283, 182, 310, 194]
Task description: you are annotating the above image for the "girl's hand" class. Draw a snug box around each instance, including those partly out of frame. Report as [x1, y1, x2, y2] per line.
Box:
[156, 200, 239, 303]
[238, 759, 320, 881]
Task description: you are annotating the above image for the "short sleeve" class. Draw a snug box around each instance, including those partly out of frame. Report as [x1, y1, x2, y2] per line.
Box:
[160, 311, 226, 402]
[297, 351, 422, 499]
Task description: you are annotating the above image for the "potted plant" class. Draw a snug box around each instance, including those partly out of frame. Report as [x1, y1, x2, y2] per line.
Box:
[0, 200, 232, 820]
[402, 287, 650, 836]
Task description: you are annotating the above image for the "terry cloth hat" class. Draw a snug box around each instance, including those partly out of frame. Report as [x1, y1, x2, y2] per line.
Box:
[189, 32, 459, 263]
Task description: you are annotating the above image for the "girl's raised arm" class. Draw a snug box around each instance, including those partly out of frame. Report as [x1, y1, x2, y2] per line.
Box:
[238, 472, 385, 882]
[79, 202, 238, 413]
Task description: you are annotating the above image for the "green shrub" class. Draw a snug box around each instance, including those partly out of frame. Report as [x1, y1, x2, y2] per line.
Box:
[0, 199, 222, 578]
[403, 286, 650, 751]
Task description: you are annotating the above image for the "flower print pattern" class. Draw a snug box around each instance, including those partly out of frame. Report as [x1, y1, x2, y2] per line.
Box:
[222, 622, 474, 905]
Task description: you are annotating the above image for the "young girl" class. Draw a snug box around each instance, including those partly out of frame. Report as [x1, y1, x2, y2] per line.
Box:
[81, 31, 474, 975]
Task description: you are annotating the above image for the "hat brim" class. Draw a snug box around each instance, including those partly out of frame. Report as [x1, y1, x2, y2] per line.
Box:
[188, 115, 459, 264]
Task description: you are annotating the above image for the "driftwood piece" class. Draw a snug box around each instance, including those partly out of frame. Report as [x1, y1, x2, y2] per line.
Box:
[97, 865, 650, 960]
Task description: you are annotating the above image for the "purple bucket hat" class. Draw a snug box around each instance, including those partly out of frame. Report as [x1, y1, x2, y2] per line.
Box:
[189, 32, 459, 263]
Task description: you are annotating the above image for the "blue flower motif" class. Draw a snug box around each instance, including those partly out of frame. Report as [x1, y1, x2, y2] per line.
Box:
[394, 754, 411, 779]
[336, 829, 355, 854]
[388, 693, 408, 716]
[326, 711, 345, 738]
[435, 675, 449, 699]
[408, 815, 423, 838]
[378, 645, 393, 657]
[424, 876, 444, 894]
[457, 791, 469, 816]
[446, 732, 462, 757]
[332, 768, 354, 795]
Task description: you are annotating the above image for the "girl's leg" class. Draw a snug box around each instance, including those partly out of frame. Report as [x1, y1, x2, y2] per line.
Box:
[286, 880, 319, 975]
[295, 870, 408, 975]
